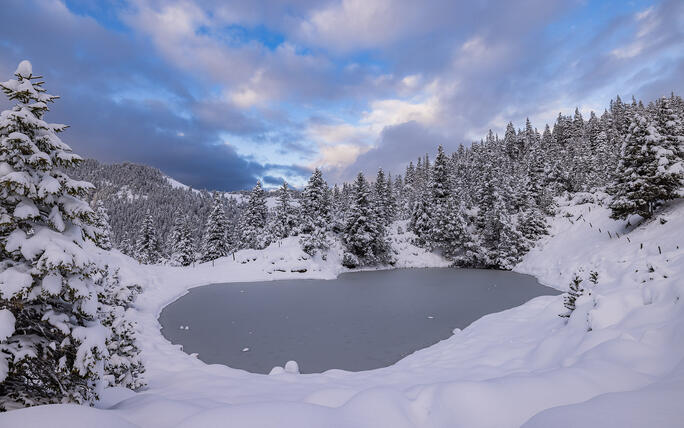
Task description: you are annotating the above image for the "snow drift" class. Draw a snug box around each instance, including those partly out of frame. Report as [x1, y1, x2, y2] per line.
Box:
[1, 198, 683, 427]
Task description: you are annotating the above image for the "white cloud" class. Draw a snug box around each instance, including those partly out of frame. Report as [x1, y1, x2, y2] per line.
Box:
[611, 6, 662, 59]
[316, 143, 369, 169]
[298, 0, 400, 51]
[307, 84, 444, 170]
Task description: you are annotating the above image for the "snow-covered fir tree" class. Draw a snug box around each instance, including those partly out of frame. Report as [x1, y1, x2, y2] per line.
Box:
[200, 192, 229, 263]
[97, 267, 145, 390]
[298, 168, 331, 256]
[168, 213, 194, 266]
[479, 180, 524, 269]
[372, 168, 391, 226]
[609, 99, 683, 220]
[239, 180, 269, 249]
[428, 145, 452, 253]
[342, 173, 393, 267]
[269, 181, 297, 240]
[135, 212, 161, 264]
[92, 200, 113, 250]
[0, 60, 141, 409]
[409, 190, 432, 245]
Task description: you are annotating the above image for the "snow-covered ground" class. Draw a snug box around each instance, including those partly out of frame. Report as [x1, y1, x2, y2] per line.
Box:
[2, 200, 683, 427]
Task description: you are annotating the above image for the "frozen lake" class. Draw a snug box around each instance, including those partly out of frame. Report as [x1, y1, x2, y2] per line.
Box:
[159, 268, 559, 374]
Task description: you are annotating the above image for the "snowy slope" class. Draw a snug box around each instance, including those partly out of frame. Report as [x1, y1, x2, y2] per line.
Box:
[1, 199, 683, 427]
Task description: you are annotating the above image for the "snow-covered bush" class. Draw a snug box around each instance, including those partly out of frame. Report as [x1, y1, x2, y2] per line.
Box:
[342, 252, 359, 268]
[560, 273, 586, 318]
[97, 268, 145, 390]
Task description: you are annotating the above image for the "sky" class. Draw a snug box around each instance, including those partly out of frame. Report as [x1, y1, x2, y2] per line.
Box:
[0, 0, 682, 191]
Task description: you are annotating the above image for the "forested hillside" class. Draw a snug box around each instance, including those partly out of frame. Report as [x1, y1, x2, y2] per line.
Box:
[71, 94, 683, 271]
[67, 160, 239, 257]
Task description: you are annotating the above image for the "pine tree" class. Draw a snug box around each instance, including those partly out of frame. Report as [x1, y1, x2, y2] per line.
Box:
[269, 181, 297, 240]
[373, 168, 390, 226]
[517, 206, 548, 244]
[299, 168, 330, 256]
[97, 267, 145, 390]
[0, 61, 120, 409]
[342, 173, 392, 267]
[609, 103, 682, 220]
[429, 145, 452, 252]
[403, 161, 417, 218]
[652, 96, 683, 198]
[409, 190, 432, 245]
[504, 122, 520, 160]
[168, 213, 194, 266]
[239, 180, 269, 249]
[479, 182, 523, 269]
[560, 273, 584, 318]
[444, 198, 482, 266]
[200, 193, 229, 262]
[92, 200, 113, 250]
[135, 212, 160, 264]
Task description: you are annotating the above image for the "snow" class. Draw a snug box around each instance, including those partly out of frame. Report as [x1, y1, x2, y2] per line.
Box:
[164, 176, 200, 194]
[0, 264, 33, 298]
[115, 185, 148, 202]
[523, 361, 684, 428]
[2, 198, 683, 427]
[13, 200, 39, 219]
[0, 309, 15, 342]
[284, 360, 300, 374]
[15, 60, 32, 78]
[164, 176, 190, 190]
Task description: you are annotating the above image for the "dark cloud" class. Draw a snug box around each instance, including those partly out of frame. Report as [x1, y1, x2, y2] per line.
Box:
[0, 0, 295, 191]
[261, 175, 285, 186]
[336, 121, 451, 182]
[2, 0, 682, 191]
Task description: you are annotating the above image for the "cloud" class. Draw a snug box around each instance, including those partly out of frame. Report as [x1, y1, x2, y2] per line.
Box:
[335, 121, 450, 182]
[0, 0, 303, 190]
[2, 0, 682, 192]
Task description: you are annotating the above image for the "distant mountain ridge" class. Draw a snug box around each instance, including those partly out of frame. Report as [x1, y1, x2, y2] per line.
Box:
[68, 159, 233, 253]
[68, 159, 295, 255]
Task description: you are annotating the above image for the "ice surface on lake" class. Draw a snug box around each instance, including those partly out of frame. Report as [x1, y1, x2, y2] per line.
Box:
[160, 268, 558, 374]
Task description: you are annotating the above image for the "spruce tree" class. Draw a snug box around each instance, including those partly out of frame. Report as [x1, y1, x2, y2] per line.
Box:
[0, 61, 123, 409]
[299, 168, 330, 256]
[409, 191, 432, 245]
[609, 103, 682, 220]
[342, 173, 392, 267]
[200, 193, 229, 262]
[373, 168, 388, 226]
[135, 212, 160, 264]
[239, 180, 269, 249]
[270, 181, 297, 240]
[444, 198, 482, 266]
[97, 268, 145, 390]
[92, 200, 113, 250]
[429, 145, 452, 252]
[651, 97, 683, 199]
[168, 213, 194, 266]
[480, 183, 523, 269]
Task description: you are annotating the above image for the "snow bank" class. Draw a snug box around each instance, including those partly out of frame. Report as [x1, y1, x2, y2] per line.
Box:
[2, 199, 683, 427]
